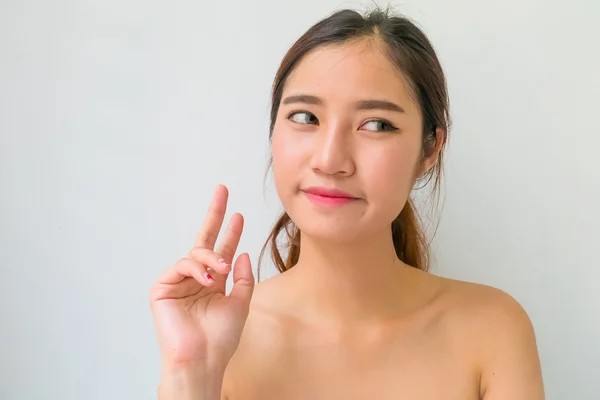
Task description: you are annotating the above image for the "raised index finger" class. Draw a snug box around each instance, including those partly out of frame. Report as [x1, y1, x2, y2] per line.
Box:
[194, 184, 229, 250]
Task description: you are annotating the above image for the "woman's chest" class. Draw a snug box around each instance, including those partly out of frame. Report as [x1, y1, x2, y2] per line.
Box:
[223, 331, 480, 400]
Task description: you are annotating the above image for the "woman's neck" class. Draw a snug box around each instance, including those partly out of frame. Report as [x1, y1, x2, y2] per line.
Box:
[284, 229, 412, 325]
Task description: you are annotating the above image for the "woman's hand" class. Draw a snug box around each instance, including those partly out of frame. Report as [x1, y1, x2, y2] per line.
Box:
[150, 184, 255, 378]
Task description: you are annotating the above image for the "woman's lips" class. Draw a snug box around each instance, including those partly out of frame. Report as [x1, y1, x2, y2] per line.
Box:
[301, 187, 358, 206]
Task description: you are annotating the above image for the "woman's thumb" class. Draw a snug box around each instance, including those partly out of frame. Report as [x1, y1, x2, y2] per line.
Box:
[229, 253, 255, 306]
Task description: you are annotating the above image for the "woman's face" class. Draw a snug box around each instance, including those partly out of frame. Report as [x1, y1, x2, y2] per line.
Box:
[272, 39, 434, 243]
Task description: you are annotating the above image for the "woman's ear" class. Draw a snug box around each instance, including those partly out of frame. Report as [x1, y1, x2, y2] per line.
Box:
[420, 127, 446, 177]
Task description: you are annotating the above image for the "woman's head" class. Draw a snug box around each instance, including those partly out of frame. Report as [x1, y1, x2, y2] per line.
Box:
[261, 7, 450, 276]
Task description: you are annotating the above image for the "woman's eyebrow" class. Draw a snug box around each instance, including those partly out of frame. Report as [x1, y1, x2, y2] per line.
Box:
[281, 94, 405, 113]
[282, 94, 323, 106]
[356, 99, 405, 113]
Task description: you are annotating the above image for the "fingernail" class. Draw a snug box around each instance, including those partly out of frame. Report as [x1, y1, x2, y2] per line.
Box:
[218, 258, 231, 269]
[205, 273, 213, 282]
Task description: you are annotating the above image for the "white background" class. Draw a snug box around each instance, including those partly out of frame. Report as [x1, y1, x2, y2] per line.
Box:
[1, 0, 598, 398]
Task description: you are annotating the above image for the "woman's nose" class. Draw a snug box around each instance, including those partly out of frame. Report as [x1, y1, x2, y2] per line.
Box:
[309, 123, 355, 177]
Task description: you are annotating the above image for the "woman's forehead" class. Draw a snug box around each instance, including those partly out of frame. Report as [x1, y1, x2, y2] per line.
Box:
[282, 41, 417, 111]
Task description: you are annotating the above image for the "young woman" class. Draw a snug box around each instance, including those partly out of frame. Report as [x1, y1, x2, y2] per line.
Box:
[150, 8, 545, 400]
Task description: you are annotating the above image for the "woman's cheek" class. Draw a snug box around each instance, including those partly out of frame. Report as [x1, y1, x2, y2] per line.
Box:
[272, 128, 306, 196]
[362, 146, 420, 200]
[272, 128, 310, 172]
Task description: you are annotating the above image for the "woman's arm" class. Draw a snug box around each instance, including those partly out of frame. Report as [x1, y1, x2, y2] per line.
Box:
[478, 291, 545, 399]
[158, 365, 226, 400]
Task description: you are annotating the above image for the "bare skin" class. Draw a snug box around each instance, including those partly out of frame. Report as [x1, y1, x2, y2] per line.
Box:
[151, 37, 544, 399]
[223, 267, 543, 400]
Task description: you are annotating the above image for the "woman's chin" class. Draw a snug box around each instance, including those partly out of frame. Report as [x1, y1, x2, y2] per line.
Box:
[296, 222, 363, 244]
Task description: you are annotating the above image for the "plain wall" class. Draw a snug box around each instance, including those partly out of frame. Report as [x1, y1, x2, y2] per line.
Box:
[1, 0, 598, 398]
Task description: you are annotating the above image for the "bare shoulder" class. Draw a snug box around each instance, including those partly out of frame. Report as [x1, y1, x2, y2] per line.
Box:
[434, 274, 534, 328]
[425, 272, 544, 399]
[426, 272, 537, 355]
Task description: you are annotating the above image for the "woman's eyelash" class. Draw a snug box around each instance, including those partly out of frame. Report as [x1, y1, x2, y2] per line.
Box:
[360, 119, 399, 132]
[286, 112, 398, 132]
[287, 111, 319, 125]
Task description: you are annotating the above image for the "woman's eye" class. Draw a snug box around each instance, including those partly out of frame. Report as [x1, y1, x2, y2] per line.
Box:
[288, 111, 319, 125]
[361, 120, 398, 132]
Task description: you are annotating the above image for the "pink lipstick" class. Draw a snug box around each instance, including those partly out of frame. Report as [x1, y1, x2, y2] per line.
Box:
[301, 187, 358, 207]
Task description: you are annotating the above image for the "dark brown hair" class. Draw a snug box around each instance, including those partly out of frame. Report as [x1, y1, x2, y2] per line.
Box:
[259, 7, 450, 279]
